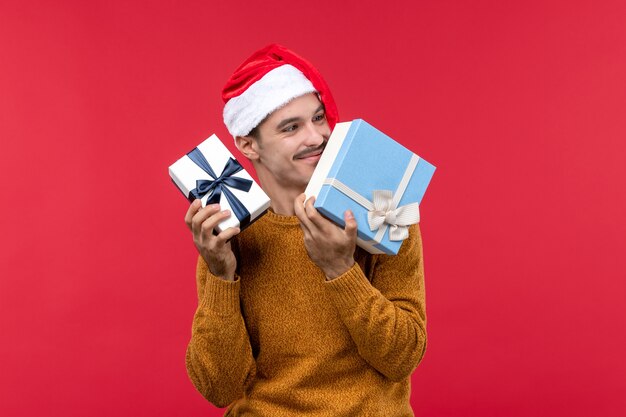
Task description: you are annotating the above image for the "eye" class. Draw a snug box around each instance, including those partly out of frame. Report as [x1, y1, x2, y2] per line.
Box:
[282, 124, 298, 133]
[313, 113, 326, 122]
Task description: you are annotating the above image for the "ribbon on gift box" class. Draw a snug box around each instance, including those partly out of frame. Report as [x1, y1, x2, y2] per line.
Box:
[322, 154, 421, 249]
[186, 147, 253, 229]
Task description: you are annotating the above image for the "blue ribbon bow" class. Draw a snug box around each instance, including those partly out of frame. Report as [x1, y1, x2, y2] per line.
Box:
[186, 148, 253, 229]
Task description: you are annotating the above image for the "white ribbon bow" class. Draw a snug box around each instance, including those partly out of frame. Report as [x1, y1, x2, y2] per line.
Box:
[367, 190, 420, 241]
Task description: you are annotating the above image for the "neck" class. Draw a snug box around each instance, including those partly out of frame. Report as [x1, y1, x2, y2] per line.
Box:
[255, 169, 305, 217]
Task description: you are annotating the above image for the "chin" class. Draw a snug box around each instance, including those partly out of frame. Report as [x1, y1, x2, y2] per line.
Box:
[299, 170, 315, 188]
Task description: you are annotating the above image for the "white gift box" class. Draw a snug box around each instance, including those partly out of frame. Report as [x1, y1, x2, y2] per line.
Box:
[169, 134, 270, 232]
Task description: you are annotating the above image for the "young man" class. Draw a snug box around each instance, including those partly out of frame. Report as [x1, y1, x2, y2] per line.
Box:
[184, 44, 427, 416]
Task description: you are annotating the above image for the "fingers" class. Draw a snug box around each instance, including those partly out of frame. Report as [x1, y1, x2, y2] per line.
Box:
[190, 203, 230, 238]
[203, 221, 236, 253]
[215, 226, 241, 245]
[200, 209, 232, 239]
[304, 196, 331, 231]
[191, 203, 218, 235]
[297, 194, 357, 238]
[184, 199, 203, 230]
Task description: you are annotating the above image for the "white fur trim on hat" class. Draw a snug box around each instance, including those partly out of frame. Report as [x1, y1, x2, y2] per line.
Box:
[223, 64, 317, 137]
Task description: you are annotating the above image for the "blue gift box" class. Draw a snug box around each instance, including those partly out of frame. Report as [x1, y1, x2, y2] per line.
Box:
[304, 119, 436, 255]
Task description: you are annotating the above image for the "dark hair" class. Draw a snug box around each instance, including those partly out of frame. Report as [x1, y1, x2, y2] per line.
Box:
[247, 112, 270, 143]
[248, 125, 261, 140]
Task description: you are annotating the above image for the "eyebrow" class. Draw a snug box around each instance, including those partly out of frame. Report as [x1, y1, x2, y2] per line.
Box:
[275, 104, 325, 131]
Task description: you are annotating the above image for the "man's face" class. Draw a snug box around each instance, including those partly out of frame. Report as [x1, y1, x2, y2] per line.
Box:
[252, 93, 331, 189]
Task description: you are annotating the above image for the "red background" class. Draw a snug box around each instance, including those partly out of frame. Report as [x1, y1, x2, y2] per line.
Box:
[1, 1, 625, 416]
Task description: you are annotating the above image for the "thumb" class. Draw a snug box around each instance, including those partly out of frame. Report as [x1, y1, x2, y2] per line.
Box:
[344, 210, 358, 239]
[294, 193, 306, 214]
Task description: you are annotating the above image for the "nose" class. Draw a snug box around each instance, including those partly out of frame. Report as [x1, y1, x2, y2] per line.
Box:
[303, 120, 329, 147]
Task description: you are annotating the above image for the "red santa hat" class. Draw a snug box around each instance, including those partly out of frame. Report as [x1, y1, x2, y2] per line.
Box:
[222, 44, 339, 137]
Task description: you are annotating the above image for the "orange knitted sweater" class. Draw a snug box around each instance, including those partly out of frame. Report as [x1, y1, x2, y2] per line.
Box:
[185, 209, 427, 416]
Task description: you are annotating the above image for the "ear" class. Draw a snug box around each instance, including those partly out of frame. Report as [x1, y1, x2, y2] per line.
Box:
[235, 135, 260, 160]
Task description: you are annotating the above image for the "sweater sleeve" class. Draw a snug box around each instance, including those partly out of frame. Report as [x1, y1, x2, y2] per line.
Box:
[185, 255, 257, 407]
[323, 223, 427, 382]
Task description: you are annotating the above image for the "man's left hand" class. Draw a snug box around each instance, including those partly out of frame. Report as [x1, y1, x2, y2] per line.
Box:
[294, 193, 357, 280]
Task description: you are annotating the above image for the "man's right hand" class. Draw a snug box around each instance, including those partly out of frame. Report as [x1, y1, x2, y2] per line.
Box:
[185, 199, 240, 282]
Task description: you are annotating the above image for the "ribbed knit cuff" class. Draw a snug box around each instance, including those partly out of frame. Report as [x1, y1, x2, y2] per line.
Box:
[199, 271, 241, 316]
[324, 263, 376, 307]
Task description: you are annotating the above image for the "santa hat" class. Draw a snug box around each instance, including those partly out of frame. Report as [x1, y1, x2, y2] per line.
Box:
[222, 44, 338, 137]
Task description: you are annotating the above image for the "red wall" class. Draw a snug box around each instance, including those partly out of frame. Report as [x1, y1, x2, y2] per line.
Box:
[1, 1, 625, 416]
